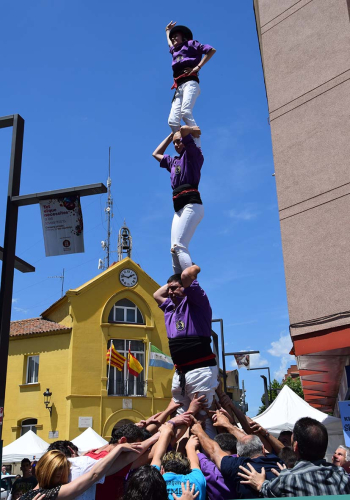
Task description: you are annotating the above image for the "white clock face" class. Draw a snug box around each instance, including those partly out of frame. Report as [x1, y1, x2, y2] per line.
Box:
[120, 268, 138, 287]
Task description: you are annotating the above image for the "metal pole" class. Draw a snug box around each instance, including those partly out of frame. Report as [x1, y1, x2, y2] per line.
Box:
[0, 115, 24, 469]
[212, 319, 226, 392]
[267, 366, 272, 403]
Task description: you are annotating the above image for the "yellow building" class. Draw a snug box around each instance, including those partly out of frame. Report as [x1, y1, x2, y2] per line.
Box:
[3, 257, 173, 446]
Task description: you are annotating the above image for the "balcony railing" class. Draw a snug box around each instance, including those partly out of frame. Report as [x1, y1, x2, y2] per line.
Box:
[108, 379, 146, 397]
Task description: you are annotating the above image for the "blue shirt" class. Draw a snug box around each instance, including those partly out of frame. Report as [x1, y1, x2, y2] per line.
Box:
[153, 465, 206, 500]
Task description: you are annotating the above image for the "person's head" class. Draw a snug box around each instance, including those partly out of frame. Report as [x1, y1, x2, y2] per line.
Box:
[47, 440, 79, 458]
[170, 31, 184, 47]
[35, 450, 70, 489]
[278, 447, 297, 469]
[167, 274, 184, 302]
[124, 465, 167, 500]
[20, 458, 32, 477]
[1, 465, 7, 474]
[332, 445, 350, 467]
[214, 433, 237, 455]
[278, 430, 293, 447]
[110, 423, 144, 445]
[236, 435, 264, 459]
[292, 417, 328, 461]
[138, 427, 152, 441]
[173, 132, 184, 155]
[161, 451, 191, 475]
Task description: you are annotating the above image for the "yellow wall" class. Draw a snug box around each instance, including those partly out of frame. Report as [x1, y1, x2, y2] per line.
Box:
[3, 258, 172, 449]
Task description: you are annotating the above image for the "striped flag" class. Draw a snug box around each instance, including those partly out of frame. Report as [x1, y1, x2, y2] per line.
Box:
[128, 350, 143, 377]
[106, 344, 126, 371]
[149, 344, 174, 370]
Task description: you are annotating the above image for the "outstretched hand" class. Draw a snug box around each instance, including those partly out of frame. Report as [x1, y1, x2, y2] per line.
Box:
[188, 393, 207, 416]
[271, 462, 287, 477]
[166, 21, 177, 31]
[172, 481, 199, 500]
[237, 463, 266, 491]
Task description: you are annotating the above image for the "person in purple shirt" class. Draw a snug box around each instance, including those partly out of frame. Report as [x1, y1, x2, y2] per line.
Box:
[197, 433, 238, 500]
[153, 264, 218, 438]
[153, 125, 204, 274]
[165, 21, 216, 147]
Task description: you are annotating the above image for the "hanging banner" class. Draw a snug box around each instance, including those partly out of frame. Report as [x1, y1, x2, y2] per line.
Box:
[234, 353, 250, 369]
[40, 196, 84, 257]
[338, 401, 350, 447]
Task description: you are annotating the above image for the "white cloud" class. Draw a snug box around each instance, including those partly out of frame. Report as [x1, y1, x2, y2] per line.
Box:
[228, 208, 258, 221]
[268, 334, 293, 357]
[12, 298, 18, 303]
[268, 333, 295, 381]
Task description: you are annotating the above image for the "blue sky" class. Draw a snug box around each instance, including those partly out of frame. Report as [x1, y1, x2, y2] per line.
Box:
[1, 0, 294, 416]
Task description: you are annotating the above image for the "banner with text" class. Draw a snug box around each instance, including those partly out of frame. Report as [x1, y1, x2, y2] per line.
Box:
[234, 354, 250, 369]
[40, 196, 84, 257]
[338, 401, 350, 447]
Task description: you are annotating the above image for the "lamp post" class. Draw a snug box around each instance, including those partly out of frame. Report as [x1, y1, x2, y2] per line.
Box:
[0, 114, 107, 470]
[43, 388, 53, 416]
[248, 366, 272, 403]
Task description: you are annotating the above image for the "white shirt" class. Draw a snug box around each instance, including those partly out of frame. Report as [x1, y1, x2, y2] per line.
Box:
[68, 456, 105, 500]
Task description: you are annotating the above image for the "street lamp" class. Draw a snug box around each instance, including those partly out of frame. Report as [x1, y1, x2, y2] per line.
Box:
[43, 388, 53, 416]
[0, 114, 107, 470]
[248, 366, 272, 403]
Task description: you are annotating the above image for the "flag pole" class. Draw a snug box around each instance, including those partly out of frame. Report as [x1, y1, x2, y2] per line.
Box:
[127, 340, 131, 395]
[107, 342, 112, 394]
[145, 341, 151, 395]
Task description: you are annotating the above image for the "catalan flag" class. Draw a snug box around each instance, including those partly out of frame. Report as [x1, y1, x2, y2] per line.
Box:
[106, 344, 126, 371]
[127, 350, 143, 377]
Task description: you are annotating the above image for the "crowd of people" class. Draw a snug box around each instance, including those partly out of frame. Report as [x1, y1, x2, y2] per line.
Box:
[4, 386, 350, 499]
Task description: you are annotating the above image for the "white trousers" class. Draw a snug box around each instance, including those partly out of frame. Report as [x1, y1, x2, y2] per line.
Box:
[172, 365, 219, 439]
[168, 81, 201, 147]
[171, 203, 204, 274]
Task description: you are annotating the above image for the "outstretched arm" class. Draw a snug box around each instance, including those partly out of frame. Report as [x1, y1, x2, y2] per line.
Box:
[152, 133, 174, 163]
[181, 265, 200, 289]
[165, 21, 177, 48]
[153, 284, 169, 306]
[151, 423, 174, 467]
[191, 422, 226, 470]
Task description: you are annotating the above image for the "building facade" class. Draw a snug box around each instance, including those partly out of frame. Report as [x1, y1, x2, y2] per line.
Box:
[254, 0, 350, 414]
[3, 258, 174, 446]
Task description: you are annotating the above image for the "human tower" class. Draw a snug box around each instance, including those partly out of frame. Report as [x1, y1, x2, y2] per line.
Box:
[152, 22, 217, 437]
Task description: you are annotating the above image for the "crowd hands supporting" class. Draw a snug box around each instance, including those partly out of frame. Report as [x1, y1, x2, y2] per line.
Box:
[12, 387, 350, 500]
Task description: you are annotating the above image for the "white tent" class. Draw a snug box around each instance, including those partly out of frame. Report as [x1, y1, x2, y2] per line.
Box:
[2, 430, 49, 463]
[253, 385, 344, 460]
[71, 427, 108, 453]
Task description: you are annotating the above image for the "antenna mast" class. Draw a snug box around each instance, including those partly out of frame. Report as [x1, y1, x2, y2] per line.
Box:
[48, 268, 65, 297]
[98, 147, 114, 271]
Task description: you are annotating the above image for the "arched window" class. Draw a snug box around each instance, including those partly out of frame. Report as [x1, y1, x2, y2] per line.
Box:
[108, 299, 144, 324]
[21, 418, 37, 436]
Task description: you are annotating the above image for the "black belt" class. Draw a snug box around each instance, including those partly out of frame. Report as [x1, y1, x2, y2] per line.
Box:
[172, 184, 202, 212]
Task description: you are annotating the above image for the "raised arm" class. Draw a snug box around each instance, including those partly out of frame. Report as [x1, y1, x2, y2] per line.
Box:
[165, 21, 177, 48]
[180, 126, 201, 139]
[191, 422, 227, 470]
[153, 284, 169, 305]
[58, 443, 142, 499]
[151, 423, 174, 467]
[185, 436, 201, 470]
[181, 265, 200, 289]
[249, 421, 284, 455]
[212, 409, 246, 441]
[152, 133, 174, 163]
[216, 387, 251, 435]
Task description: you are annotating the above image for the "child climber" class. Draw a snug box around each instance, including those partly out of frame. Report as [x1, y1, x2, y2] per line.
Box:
[165, 21, 216, 147]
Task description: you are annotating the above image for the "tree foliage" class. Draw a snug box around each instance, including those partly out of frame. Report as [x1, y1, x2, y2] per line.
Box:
[257, 376, 304, 415]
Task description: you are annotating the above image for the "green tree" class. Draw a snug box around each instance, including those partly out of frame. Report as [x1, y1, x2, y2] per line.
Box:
[257, 376, 304, 415]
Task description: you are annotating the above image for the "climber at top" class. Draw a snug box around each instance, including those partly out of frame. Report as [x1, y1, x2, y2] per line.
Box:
[165, 21, 216, 147]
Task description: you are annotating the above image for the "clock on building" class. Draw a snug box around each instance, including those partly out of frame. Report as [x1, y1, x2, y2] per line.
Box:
[120, 268, 138, 287]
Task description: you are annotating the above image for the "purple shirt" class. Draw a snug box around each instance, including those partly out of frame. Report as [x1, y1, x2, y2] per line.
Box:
[170, 40, 213, 77]
[160, 135, 204, 190]
[159, 280, 212, 339]
[198, 453, 236, 500]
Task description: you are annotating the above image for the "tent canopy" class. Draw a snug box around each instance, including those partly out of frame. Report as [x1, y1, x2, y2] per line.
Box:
[71, 427, 108, 453]
[253, 385, 344, 459]
[3, 430, 49, 463]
